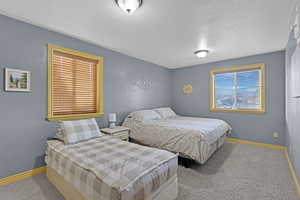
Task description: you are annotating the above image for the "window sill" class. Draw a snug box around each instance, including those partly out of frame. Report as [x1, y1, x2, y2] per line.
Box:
[210, 108, 265, 114]
[47, 112, 104, 121]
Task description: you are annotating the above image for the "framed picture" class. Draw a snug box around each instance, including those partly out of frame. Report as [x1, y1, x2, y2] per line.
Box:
[5, 68, 31, 92]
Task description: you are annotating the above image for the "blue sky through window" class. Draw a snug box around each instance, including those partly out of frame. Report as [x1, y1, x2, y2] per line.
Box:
[215, 69, 260, 109]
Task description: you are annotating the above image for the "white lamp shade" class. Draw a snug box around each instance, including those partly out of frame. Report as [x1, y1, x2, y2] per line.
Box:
[108, 113, 117, 122]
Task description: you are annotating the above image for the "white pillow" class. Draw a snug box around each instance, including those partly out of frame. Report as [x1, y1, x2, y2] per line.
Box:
[154, 107, 177, 118]
[54, 127, 65, 141]
[130, 110, 162, 122]
[58, 118, 102, 144]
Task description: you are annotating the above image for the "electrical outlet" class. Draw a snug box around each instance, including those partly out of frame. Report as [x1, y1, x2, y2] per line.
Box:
[273, 132, 279, 138]
[289, 142, 293, 155]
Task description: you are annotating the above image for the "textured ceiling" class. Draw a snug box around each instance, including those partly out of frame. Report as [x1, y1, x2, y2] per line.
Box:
[0, 0, 295, 68]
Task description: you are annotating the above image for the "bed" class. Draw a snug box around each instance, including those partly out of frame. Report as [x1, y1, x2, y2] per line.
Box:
[46, 131, 178, 200]
[123, 108, 231, 164]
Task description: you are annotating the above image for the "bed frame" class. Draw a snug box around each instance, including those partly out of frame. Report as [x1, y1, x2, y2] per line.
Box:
[130, 131, 228, 168]
[47, 167, 178, 200]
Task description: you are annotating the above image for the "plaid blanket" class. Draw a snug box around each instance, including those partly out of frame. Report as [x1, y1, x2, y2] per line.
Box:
[46, 135, 178, 200]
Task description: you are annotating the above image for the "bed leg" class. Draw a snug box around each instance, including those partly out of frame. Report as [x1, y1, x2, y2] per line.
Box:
[179, 157, 194, 168]
[183, 160, 190, 168]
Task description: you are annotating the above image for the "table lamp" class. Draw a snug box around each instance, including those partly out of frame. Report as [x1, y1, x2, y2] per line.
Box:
[108, 113, 117, 128]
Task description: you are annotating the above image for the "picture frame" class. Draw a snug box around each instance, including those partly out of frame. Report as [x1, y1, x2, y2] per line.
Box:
[182, 84, 193, 95]
[5, 68, 31, 92]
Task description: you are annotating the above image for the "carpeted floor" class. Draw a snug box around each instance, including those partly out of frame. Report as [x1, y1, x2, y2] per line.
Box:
[0, 141, 298, 200]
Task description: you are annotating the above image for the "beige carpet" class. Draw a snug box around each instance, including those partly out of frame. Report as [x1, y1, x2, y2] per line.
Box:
[0, 141, 298, 200]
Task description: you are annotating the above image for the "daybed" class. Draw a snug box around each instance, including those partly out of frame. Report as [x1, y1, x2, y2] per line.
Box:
[46, 118, 178, 200]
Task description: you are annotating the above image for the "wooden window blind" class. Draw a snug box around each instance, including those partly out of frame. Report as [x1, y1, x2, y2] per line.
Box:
[48, 44, 103, 121]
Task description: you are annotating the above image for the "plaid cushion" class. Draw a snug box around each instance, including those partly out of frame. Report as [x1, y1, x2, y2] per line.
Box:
[59, 118, 102, 144]
[54, 126, 65, 141]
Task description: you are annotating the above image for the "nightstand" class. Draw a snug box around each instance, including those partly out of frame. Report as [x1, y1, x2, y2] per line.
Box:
[100, 126, 130, 141]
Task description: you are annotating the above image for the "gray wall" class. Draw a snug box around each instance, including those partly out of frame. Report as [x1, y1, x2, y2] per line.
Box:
[285, 30, 300, 182]
[171, 51, 286, 146]
[0, 14, 171, 178]
[0, 12, 290, 180]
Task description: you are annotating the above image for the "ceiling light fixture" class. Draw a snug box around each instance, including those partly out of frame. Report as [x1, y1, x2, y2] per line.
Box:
[194, 50, 209, 58]
[115, 0, 142, 14]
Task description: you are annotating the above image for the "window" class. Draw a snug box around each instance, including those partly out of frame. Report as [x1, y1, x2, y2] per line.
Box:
[47, 44, 103, 121]
[210, 64, 265, 114]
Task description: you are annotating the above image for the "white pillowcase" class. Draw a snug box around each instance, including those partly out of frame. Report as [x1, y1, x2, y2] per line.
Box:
[154, 107, 177, 118]
[130, 110, 162, 122]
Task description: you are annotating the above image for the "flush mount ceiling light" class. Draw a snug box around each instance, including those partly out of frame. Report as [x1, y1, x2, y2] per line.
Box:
[194, 50, 210, 58]
[115, 0, 142, 14]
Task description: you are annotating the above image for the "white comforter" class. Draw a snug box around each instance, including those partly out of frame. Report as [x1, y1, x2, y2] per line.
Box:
[123, 116, 231, 163]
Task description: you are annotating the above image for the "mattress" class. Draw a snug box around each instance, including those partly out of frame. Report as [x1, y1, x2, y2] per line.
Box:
[47, 167, 178, 200]
[45, 135, 178, 200]
[123, 116, 231, 164]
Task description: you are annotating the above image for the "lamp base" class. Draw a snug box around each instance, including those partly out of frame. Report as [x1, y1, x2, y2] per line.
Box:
[109, 123, 116, 129]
